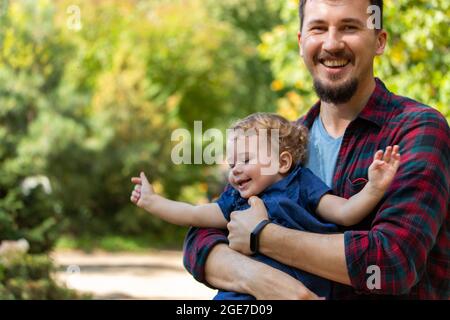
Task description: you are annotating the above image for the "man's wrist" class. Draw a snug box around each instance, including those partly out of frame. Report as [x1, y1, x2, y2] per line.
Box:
[250, 220, 271, 254]
[256, 222, 276, 256]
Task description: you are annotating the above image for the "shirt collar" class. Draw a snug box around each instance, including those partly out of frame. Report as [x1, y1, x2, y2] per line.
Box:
[298, 78, 392, 129]
[262, 163, 303, 194]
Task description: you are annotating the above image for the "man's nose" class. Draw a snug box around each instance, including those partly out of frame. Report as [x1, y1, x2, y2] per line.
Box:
[322, 28, 345, 53]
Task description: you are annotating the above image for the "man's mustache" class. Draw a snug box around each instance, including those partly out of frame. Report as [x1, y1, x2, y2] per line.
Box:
[315, 52, 354, 63]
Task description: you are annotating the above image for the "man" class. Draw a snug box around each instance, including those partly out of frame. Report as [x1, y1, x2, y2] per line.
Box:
[183, 0, 449, 299]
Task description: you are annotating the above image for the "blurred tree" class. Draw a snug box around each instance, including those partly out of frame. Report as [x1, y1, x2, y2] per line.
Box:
[53, 0, 280, 236]
[206, 0, 283, 119]
[0, 0, 79, 252]
[1, 0, 285, 246]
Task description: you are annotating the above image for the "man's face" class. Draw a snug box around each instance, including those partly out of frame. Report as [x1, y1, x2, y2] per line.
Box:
[299, 0, 386, 103]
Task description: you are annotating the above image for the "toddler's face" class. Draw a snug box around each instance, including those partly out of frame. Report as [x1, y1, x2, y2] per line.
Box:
[226, 134, 281, 199]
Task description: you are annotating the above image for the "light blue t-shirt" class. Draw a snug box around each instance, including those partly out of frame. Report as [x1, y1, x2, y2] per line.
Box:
[306, 116, 343, 188]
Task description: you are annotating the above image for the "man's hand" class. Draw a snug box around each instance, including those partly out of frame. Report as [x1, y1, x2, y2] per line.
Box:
[227, 196, 269, 255]
[130, 172, 156, 210]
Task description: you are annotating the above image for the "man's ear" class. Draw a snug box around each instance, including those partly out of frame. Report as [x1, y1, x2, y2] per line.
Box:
[298, 31, 303, 57]
[375, 29, 387, 56]
[279, 151, 293, 175]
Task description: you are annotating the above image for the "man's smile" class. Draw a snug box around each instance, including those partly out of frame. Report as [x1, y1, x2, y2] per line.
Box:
[319, 58, 350, 68]
[317, 56, 353, 78]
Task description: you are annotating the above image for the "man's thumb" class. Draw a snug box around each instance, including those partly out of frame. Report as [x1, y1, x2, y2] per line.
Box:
[248, 196, 263, 208]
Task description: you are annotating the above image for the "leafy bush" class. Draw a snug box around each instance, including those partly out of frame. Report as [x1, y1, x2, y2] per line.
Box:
[0, 243, 81, 299]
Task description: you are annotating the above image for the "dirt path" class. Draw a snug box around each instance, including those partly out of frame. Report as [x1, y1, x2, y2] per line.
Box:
[51, 250, 216, 300]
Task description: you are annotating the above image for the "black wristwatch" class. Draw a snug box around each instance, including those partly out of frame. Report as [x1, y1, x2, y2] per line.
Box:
[250, 220, 271, 255]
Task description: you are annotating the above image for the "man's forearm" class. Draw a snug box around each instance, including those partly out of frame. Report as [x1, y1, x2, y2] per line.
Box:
[204, 244, 250, 293]
[259, 224, 351, 285]
[205, 244, 319, 299]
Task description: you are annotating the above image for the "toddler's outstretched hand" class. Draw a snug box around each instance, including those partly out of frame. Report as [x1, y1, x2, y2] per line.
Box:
[368, 145, 401, 194]
[130, 172, 155, 209]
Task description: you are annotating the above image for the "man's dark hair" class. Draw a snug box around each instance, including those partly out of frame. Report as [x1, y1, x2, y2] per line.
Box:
[299, 0, 383, 31]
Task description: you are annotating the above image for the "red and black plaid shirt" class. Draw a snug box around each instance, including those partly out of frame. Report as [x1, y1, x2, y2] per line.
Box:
[183, 78, 450, 299]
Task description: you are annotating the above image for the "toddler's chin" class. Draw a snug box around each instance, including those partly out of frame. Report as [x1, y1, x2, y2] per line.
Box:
[239, 191, 254, 199]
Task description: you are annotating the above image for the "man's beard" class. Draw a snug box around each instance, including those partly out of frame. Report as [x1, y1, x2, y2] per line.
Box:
[313, 77, 359, 104]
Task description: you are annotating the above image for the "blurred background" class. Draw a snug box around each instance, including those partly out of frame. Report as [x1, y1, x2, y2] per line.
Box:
[0, 0, 448, 299]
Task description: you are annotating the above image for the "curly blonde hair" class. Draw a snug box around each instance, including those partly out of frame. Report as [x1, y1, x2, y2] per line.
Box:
[231, 113, 309, 167]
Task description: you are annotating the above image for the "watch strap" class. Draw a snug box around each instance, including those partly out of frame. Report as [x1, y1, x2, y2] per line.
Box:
[250, 220, 271, 255]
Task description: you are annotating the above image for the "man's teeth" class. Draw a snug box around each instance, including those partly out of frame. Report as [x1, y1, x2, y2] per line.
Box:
[322, 59, 349, 67]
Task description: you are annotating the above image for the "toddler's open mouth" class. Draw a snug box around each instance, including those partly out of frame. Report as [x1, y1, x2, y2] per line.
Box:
[237, 178, 251, 190]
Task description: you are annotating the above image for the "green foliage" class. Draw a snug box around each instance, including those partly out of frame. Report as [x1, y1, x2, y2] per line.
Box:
[0, 0, 70, 253]
[0, 252, 81, 299]
[0, 0, 280, 251]
[259, 0, 450, 121]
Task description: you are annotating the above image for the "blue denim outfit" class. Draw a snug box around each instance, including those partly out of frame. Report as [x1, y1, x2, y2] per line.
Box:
[214, 165, 338, 300]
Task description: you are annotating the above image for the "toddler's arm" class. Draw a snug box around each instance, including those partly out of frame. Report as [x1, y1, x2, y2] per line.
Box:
[130, 172, 227, 229]
[316, 146, 401, 226]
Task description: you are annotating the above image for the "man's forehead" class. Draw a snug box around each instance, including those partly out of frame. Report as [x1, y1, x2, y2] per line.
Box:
[307, 0, 354, 7]
[305, 0, 370, 6]
[303, 0, 371, 22]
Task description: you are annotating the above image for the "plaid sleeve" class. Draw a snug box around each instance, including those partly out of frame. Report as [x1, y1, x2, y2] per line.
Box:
[344, 109, 450, 295]
[182, 227, 228, 286]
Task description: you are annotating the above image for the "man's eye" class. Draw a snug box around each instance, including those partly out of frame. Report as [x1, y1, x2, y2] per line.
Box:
[310, 26, 326, 32]
[229, 163, 235, 169]
[244, 159, 250, 164]
[343, 26, 357, 31]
